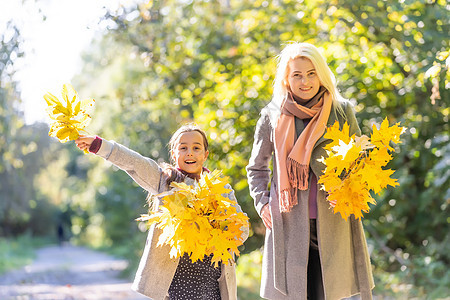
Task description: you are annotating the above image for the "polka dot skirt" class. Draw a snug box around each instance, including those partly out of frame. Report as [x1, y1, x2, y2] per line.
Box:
[168, 253, 222, 300]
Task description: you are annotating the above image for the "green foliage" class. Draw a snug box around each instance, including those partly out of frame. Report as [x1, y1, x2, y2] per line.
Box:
[0, 20, 64, 237]
[236, 249, 263, 300]
[0, 21, 26, 235]
[0, 234, 51, 275]
[92, 166, 148, 245]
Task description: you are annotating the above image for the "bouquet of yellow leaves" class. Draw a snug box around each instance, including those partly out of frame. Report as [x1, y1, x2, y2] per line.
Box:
[136, 170, 249, 266]
[43, 83, 95, 144]
[318, 118, 406, 220]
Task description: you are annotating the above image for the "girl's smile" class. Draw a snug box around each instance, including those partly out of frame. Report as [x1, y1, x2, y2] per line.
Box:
[172, 131, 209, 176]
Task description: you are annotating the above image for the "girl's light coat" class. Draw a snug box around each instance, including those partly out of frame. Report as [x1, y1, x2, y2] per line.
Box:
[247, 100, 374, 300]
[96, 140, 249, 300]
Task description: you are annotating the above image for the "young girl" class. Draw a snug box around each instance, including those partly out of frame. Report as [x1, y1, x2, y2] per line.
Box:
[75, 123, 248, 300]
[246, 42, 374, 299]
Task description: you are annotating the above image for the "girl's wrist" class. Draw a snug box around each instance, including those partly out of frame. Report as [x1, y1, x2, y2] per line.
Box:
[89, 136, 102, 153]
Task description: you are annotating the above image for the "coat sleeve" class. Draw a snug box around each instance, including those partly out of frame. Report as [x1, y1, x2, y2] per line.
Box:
[224, 183, 249, 243]
[95, 139, 162, 194]
[246, 112, 274, 216]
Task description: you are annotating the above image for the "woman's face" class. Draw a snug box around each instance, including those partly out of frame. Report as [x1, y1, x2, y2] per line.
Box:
[286, 57, 321, 102]
[171, 131, 209, 176]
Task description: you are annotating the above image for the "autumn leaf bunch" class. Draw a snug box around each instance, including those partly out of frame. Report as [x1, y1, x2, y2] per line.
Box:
[136, 170, 249, 266]
[318, 118, 406, 220]
[44, 84, 95, 143]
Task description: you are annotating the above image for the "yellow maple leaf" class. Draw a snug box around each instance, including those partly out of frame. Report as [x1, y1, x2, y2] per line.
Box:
[328, 176, 376, 220]
[44, 83, 95, 144]
[371, 117, 406, 151]
[356, 163, 384, 193]
[208, 228, 234, 266]
[137, 170, 249, 265]
[318, 120, 405, 220]
[367, 147, 392, 168]
[323, 121, 353, 151]
[332, 139, 362, 172]
[371, 168, 399, 194]
[317, 172, 342, 193]
[322, 151, 348, 177]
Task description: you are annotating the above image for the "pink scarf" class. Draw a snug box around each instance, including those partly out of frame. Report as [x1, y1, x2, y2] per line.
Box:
[274, 88, 332, 212]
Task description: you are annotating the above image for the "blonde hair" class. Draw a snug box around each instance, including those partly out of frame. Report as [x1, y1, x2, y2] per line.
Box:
[269, 42, 345, 122]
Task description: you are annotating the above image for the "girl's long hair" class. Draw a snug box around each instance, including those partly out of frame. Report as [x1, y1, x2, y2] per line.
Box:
[269, 42, 346, 124]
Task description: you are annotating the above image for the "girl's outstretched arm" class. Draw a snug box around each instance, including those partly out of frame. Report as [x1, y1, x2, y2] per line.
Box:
[224, 184, 250, 242]
[74, 135, 162, 194]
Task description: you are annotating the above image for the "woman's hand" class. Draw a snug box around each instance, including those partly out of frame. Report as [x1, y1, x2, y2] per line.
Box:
[261, 203, 272, 230]
[75, 135, 95, 152]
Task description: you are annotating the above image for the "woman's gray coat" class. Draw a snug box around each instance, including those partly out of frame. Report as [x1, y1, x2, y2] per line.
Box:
[96, 140, 249, 300]
[246, 100, 374, 300]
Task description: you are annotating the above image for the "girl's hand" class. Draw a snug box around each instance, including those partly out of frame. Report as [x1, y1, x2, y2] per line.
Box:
[261, 203, 272, 230]
[75, 135, 96, 152]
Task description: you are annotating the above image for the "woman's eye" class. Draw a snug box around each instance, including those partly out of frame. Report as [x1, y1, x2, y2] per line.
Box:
[308, 72, 316, 78]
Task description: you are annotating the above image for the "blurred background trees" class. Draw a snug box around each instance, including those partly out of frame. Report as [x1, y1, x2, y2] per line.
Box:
[1, 0, 448, 298]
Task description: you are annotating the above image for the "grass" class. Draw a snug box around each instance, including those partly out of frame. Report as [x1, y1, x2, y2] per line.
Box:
[0, 234, 53, 275]
[236, 249, 263, 299]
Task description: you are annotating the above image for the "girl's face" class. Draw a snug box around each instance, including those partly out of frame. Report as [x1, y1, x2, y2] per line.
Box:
[171, 131, 209, 176]
[286, 57, 321, 102]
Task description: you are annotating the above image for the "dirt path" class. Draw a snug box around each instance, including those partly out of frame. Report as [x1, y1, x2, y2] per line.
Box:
[0, 244, 148, 299]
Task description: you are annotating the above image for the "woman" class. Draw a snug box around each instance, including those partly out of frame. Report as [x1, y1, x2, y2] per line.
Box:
[246, 42, 374, 300]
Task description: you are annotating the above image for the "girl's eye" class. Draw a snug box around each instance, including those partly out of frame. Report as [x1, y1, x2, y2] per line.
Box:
[308, 72, 316, 78]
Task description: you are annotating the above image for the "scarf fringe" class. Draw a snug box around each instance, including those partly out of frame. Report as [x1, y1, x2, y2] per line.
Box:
[279, 188, 298, 213]
[287, 157, 309, 190]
